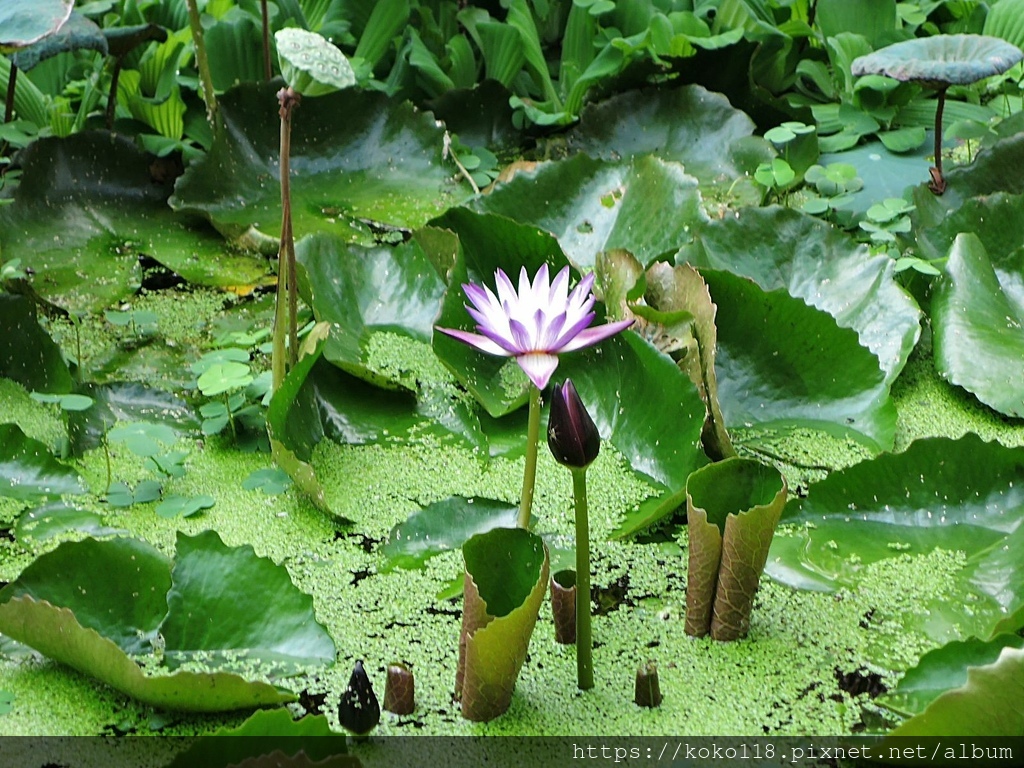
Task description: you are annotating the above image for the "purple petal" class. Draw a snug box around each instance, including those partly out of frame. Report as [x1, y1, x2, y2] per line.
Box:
[557, 318, 634, 352]
[466, 304, 510, 339]
[475, 321, 523, 354]
[435, 326, 514, 357]
[538, 310, 567, 350]
[553, 310, 597, 349]
[463, 282, 497, 313]
[516, 352, 559, 390]
[508, 318, 534, 353]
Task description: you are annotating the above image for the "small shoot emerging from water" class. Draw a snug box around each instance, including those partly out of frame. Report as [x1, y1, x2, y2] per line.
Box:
[436, 264, 631, 529]
[548, 378, 600, 690]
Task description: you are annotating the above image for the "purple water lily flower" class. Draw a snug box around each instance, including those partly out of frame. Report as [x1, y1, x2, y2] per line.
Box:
[436, 264, 633, 390]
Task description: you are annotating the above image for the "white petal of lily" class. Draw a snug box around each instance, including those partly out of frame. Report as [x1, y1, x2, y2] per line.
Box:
[516, 352, 560, 390]
[435, 327, 513, 357]
[549, 266, 571, 307]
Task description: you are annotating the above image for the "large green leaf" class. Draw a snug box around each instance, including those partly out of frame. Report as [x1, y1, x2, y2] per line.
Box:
[0, 537, 297, 711]
[704, 269, 897, 452]
[0, 293, 72, 394]
[456, 527, 548, 721]
[851, 35, 1022, 85]
[0, 0, 72, 50]
[931, 234, 1024, 418]
[564, 85, 774, 202]
[0, 423, 85, 501]
[0, 134, 272, 313]
[170, 82, 459, 246]
[9, 11, 107, 71]
[985, 0, 1024, 50]
[771, 434, 1024, 642]
[430, 210, 572, 418]
[678, 207, 921, 384]
[296, 233, 446, 387]
[935, 131, 1024, 208]
[472, 155, 708, 270]
[160, 530, 336, 672]
[880, 635, 1024, 717]
[890, 647, 1024, 736]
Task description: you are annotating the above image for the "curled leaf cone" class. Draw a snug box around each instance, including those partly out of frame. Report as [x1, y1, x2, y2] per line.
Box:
[338, 660, 380, 735]
[550, 570, 577, 645]
[383, 662, 415, 715]
[635, 660, 663, 708]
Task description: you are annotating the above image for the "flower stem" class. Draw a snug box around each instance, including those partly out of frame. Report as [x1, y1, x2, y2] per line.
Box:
[185, 0, 219, 131]
[572, 466, 593, 690]
[272, 86, 300, 393]
[517, 384, 541, 529]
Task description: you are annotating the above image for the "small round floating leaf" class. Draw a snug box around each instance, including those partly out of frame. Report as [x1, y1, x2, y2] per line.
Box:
[155, 494, 215, 519]
[851, 35, 1023, 86]
[197, 361, 253, 397]
[275, 28, 355, 97]
[241, 468, 293, 495]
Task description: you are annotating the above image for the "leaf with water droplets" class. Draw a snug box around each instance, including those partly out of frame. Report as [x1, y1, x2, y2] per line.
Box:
[0, 423, 85, 501]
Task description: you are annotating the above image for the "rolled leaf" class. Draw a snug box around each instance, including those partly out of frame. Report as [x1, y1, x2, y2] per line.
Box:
[456, 528, 549, 721]
[685, 458, 787, 641]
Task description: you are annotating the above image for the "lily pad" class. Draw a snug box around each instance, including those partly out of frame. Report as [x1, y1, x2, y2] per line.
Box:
[703, 269, 897, 452]
[381, 496, 520, 572]
[0, 0, 72, 50]
[0, 293, 73, 394]
[0, 134, 272, 313]
[0, 423, 85, 501]
[770, 434, 1024, 643]
[564, 85, 774, 201]
[851, 34, 1023, 87]
[889, 646, 1024, 736]
[880, 635, 1024, 717]
[14, 501, 125, 542]
[472, 154, 707, 270]
[931, 234, 1024, 418]
[161, 531, 336, 672]
[155, 494, 216, 519]
[9, 11, 107, 71]
[677, 206, 921, 383]
[170, 82, 459, 247]
[296, 233, 446, 388]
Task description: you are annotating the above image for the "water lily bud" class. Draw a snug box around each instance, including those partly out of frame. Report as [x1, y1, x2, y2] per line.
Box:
[383, 662, 415, 715]
[547, 379, 600, 469]
[338, 660, 380, 735]
[635, 660, 663, 708]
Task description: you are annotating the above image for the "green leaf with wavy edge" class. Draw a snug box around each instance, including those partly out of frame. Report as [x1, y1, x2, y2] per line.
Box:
[770, 434, 1024, 643]
[880, 635, 1024, 717]
[14, 501, 126, 542]
[430, 209, 573, 418]
[9, 11, 106, 70]
[381, 496, 520, 572]
[564, 85, 774, 202]
[0, 423, 85, 501]
[296, 233, 446, 389]
[677, 206, 921, 384]
[0, 134, 272, 314]
[170, 82, 459, 248]
[704, 269, 896, 453]
[160, 531, 335, 673]
[0, 0, 72, 50]
[472, 155, 708, 271]
[0, 293, 72, 394]
[456, 527, 549, 721]
[889, 647, 1024, 736]
[931, 234, 1024, 418]
[685, 457, 786, 641]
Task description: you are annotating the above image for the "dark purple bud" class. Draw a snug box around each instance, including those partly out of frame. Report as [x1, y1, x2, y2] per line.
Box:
[338, 660, 380, 735]
[547, 379, 600, 469]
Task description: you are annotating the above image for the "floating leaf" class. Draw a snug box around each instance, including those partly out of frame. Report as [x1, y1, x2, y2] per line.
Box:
[931, 234, 1024, 418]
[472, 155, 707, 271]
[170, 83, 459, 247]
[197, 362, 254, 397]
[381, 496, 519, 572]
[677, 207, 921, 383]
[107, 421, 177, 457]
[0, 293, 72, 394]
[889, 647, 1024, 736]
[242, 468, 293, 495]
[161, 530, 336, 673]
[155, 494, 215, 519]
[0, 423, 85, 501]
[14, 501, 124, 542]
[770, 434, 1024, 643]
[880, 635, 1024, 717]
[455, 527, 549, 721]
[0, 134, 273, 313]
[852, 34, 1023, 86]
[0, 0, 73, 50]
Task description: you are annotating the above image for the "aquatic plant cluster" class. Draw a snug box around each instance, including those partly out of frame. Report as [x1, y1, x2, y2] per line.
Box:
[0, 0, 1024, 744]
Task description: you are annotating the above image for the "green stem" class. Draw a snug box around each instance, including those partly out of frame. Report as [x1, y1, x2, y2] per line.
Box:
[103, 438, 112, 495]
[185, 0, 219, 131]
[225, 392, 237, 442]
[271, 87, 300, 393]
[572, 466, 593, 690]
[516, 384, 541, 529]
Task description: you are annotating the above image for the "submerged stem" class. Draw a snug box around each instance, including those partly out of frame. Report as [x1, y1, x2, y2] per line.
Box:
[516, 384, 541, 529]
[572, 466, 593, 690]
